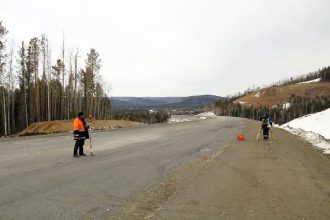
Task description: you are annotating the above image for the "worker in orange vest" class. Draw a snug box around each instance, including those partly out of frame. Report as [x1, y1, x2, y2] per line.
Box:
[73, 112, 89, 157]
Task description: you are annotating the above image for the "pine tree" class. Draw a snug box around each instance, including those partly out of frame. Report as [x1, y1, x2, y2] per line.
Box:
[27, 37, 40, 122]
[40, 34, 48, 121]
[17, 42, 29, 128]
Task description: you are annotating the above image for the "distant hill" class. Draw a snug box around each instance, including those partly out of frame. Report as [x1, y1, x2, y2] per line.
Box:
[234, 81, 330, 108]
[111, 95, 222, 109]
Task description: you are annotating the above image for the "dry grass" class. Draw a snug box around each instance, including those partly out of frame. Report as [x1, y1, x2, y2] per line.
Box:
[18, 120, 143, 136]
[235, 82, 330, 107]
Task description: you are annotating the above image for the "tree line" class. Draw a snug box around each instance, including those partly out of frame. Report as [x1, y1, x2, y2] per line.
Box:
[0, 21, 111, 136]
[214, 67, 330, 125]
[274, 66, 330, 86]
[111, 109, 170, 124]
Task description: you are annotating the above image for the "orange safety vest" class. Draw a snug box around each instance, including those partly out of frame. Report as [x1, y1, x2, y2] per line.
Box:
[73, 117, 85, 131]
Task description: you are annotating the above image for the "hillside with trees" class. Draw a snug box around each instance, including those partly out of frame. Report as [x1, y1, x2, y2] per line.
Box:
[214, 67, 330, 124]
[0, 21, 111, 136]
[111, 95, 222, 109]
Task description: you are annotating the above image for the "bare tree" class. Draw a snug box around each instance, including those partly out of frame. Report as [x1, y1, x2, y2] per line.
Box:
[28, 37, 40, 122]
[47, 41, 51, 121]
[17, 42, 29, 128]
[74, 48, 80, 115]
[5, 41, 15, 134]
[61, 32, 65, 119]
[40, 34, 48, 121]
[0, 21, 8, 135]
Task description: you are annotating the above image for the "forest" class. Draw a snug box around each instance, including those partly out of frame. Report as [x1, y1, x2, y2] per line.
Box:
[0, 21, 111, 136]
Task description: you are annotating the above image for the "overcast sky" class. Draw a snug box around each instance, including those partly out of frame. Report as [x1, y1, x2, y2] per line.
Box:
[1, 0, 330, 97]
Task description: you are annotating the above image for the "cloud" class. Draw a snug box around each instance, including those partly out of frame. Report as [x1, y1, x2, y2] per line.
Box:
[1, 0, 330, 96]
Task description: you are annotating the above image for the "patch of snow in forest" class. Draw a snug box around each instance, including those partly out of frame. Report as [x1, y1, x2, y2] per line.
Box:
[282, 102, 291, 109]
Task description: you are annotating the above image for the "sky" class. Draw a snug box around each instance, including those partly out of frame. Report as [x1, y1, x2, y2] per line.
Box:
[1, 0, 330, 97]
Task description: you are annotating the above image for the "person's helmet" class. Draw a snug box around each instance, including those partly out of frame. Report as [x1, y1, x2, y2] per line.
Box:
[78, 112, 85, 117]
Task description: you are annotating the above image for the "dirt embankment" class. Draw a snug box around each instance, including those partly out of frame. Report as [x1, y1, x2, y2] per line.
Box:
[18, 120, 143, 136]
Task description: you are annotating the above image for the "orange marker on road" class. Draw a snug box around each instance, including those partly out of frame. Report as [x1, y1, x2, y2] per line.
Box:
[237, 135, 245, 141]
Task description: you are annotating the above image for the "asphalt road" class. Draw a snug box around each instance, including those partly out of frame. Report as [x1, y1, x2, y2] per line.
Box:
[0, 117, 245, 219]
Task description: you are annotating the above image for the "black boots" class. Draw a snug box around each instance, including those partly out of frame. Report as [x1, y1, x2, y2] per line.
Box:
[73, 153, 86, 157]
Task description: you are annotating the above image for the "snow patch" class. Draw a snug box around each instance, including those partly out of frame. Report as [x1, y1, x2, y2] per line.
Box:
[239, 101, 246, 104]
[297, 78, 321, 84]
[200, 148, 211, 152]
[280, 108, 330, 154]
[169, 117, 191, 123]
[170, 112, 217, 123]
[197, 112, 216, 117]
[282, 127, 330, 154]
[282, 102, 291, 109]
[254, 92, 260, 98]
[281, 108, 330, 139]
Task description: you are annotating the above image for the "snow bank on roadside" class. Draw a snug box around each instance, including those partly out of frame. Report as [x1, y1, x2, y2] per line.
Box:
[280, 108, 330, 154]
[281, 108, 330, 139]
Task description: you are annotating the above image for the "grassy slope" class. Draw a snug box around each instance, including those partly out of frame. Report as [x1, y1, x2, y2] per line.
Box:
[234, 82, 330, 107]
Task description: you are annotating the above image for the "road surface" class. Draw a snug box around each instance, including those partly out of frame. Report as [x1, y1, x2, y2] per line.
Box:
[0, 117, 329, 219]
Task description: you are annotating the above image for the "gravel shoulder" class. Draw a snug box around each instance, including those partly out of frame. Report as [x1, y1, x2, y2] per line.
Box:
[117, 119, 330, 220]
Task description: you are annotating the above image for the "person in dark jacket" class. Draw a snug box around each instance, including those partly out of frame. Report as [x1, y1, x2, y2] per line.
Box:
[260, 113, 273, 140]
[73, 112, 89, 157]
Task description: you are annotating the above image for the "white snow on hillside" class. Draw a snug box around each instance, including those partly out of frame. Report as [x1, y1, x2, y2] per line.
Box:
[254, 92, 260, 98]
[297, 78, 321, 84]
[282, 102, 291, 109]
[281, 108, 330, 154]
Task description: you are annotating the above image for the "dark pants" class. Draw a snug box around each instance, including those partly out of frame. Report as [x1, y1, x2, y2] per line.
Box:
[262, 125, 269, 140]
[73, 139, 85, 156]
